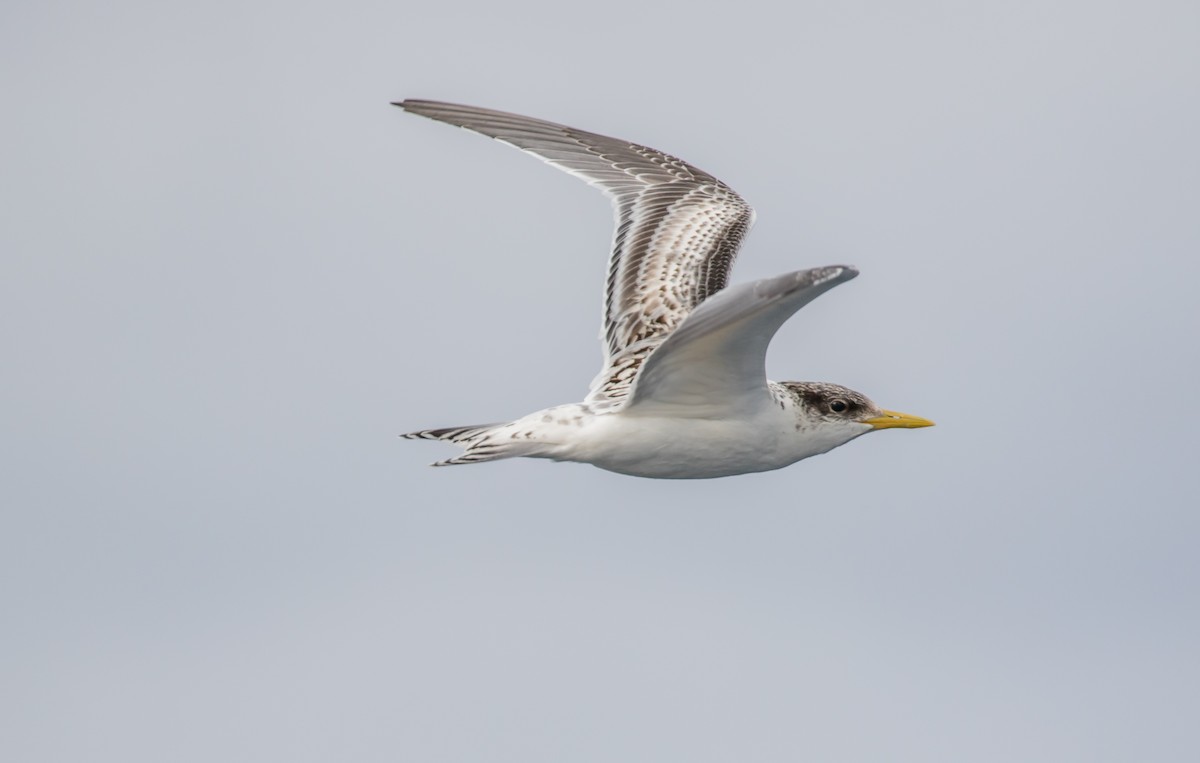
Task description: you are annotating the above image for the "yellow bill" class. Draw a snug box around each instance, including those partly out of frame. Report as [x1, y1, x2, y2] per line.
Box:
[864, 409, 935, 430]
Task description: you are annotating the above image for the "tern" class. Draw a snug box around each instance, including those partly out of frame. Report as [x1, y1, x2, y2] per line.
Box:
[397, 100, 932, 479]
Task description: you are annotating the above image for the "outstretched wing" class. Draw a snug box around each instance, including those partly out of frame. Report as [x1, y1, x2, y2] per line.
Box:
[625, 266, 859, 417]
[396, 100, 755, 403]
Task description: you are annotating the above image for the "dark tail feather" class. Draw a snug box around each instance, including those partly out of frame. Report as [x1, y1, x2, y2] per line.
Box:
[401, 422, 523, 467]
[400, 423, 505, 443]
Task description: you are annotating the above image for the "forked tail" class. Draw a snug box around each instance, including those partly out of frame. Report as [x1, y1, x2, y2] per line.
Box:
[401, 422, 521, 467]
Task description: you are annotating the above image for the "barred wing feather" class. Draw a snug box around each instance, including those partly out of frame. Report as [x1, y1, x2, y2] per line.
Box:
[397, 100, 755, 403]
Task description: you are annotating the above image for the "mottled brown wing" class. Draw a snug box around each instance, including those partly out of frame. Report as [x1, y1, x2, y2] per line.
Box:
[397, 100, 755, 402]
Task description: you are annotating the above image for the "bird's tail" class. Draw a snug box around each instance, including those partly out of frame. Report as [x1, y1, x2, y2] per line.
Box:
[401, 422, 523, 467]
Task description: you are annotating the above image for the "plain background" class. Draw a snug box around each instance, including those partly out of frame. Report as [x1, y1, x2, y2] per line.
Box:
[3, 1, 1198, 760]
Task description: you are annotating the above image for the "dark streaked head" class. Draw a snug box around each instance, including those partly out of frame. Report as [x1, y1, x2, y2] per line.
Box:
[781, 381, 934, 433]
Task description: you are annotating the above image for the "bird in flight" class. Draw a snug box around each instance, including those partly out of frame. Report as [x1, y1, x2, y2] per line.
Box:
[397, 100, 932, 479]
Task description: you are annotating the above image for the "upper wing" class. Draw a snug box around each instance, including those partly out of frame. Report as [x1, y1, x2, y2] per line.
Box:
[396, 100, 755, 403]
[624, 266, 859, 417]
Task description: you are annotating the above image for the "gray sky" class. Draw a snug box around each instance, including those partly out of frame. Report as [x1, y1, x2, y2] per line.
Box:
[3, 1, 1198, 760]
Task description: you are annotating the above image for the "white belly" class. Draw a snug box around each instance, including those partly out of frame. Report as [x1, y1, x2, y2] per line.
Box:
[543, 405, 828, 479]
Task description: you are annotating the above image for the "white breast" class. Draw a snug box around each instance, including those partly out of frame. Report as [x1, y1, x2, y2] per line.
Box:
[549, 404, 802, 479]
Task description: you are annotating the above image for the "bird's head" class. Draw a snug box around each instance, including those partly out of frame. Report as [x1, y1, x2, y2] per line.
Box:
[782, 381, 934, 448]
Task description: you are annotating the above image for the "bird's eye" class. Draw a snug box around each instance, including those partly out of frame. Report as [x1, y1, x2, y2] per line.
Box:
[829, 399, 848, 414]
